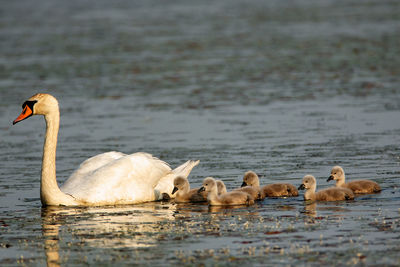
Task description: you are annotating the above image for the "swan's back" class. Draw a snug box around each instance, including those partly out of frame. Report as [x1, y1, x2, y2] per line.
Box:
[211, 191, 255, 206]
[234, 186, 260, 200]
[175, 188, 207, 203]
[188, 188, 208, 202]
[315, 187, 354, 201]
[61, 152, 171, 205]
[261, 183, 299, 198]
[63, 151, 126, 187]
[344, 180, 381, 194]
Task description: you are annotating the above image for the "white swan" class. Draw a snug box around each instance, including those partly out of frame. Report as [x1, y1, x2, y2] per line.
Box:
[13, 93, 199, 206]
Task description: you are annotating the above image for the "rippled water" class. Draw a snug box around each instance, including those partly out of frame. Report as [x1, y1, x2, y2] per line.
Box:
[1, 0, 400, 266]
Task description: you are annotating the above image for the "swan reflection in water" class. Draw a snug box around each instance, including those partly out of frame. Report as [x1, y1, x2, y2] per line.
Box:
[301, 201, 352, 220]
[41, 202, 262, 266]
[41, 203, 177, 266]
[303, 202, 317, 218]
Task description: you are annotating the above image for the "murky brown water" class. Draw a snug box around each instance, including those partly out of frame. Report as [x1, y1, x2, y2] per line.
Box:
[1, 0, 400, 266]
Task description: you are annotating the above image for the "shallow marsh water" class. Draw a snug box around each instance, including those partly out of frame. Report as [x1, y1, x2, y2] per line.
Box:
[1, 0, 400, 266]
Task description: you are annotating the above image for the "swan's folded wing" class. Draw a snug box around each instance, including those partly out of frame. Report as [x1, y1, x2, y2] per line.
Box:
[62, 151, 126, 189]
[61, 152, 171, 205]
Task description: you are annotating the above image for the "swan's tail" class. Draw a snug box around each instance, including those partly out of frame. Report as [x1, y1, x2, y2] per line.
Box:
[171, 160, 200, 177]
[154, 160, 200, 200]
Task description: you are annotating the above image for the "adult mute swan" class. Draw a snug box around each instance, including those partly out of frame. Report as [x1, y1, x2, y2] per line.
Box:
[13, 93, 199, 206]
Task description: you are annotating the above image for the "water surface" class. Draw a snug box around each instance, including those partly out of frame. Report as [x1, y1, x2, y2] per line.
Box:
[1, 0, 400, 266]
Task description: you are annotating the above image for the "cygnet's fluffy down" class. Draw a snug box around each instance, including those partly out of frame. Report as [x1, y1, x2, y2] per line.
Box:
[241, 171, 298, 199]
[261, 183, 299, 198]
[298, 175, 354, 201]
[216, 180, 227, 195]
[234, 183, 261, 200]
[198, 177, 254, 206]
[172, 176, 207, 203]
[327, 166, 381, 194]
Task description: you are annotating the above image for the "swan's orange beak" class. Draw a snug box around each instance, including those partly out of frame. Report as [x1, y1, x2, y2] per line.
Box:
[13, 105, 33, 125]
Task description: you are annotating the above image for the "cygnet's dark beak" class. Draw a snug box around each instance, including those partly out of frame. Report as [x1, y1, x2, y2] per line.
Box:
[198, 186, 205, 193]
[172, 187, 178, 195]
[241, 182, 247, 188]
[298, 184, 306, 190]
[327, 175, 334, 182]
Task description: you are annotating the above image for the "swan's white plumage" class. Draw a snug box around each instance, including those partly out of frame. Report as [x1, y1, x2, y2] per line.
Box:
[63, 151, 126, 186]
[61, 152, 172, 205]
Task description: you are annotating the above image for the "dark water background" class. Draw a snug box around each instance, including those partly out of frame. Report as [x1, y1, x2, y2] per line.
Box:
[1, 0, 400, 265]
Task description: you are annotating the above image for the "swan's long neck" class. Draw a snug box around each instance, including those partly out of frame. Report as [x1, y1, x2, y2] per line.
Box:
[182, 183, 190, 194]
[336, 174, 346, 187]
[40, 110, 76, 206]
[207, 186, 220, 205]
[304, 184, 316, 201]
[253, 177, 260, 188]
[177, 183, 190, 198]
